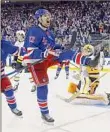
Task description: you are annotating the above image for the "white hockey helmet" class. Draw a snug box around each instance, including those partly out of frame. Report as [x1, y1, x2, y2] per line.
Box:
[16, 30, 25, 42]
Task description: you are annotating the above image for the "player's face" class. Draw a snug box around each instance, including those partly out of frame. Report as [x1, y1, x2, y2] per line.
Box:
[40, 13, 51, 28]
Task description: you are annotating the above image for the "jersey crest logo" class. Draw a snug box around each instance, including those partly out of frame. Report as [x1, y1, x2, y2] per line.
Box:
[29, 36, 36, 43]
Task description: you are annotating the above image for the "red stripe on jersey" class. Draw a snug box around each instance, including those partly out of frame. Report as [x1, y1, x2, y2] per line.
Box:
[23, 56, 30, 60]
[58, 64, 62, 67]
[23, 49, 33, 61]
[27, 49, 33, 53]
[65, 61, 70, 66]
[76, 53, 82, 65]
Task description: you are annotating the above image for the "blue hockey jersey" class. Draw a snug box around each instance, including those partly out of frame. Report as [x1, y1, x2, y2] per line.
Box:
[23, 26, 56, 63]
[1, 40, 25, 78]
[1, 40, 19, 77]
[1, 40, 19, 63]
[23, 25, 91, 66]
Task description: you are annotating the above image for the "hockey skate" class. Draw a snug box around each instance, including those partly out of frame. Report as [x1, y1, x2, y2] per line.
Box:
[11, 108, 23, 117]
[41, 114, 54, 125]
[54, 75, 59, 79]
[106, 93, 110, 105]
[13, 83, 19, 92]
[66, 75, 69, 79]
[31, 85, 36, 92]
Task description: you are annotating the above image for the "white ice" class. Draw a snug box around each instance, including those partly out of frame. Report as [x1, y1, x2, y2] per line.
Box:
[2, 67, 110, 132]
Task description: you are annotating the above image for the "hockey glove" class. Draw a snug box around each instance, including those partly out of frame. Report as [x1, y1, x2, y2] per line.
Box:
[15, 56, 24, 70]
[11, 56, 18, 69]
[43, 48, 61, 58]
[87, 51, 101, 67]
[11, 61, 17, 69]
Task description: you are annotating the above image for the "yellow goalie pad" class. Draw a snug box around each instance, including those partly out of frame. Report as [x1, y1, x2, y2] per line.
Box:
[68, 82, 77, 93]
[82, 77, 90, 94]
[89, 81, 99, 94]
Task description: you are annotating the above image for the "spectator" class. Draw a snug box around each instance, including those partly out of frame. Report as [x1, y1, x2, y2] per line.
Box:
[1, 1, 110, 56]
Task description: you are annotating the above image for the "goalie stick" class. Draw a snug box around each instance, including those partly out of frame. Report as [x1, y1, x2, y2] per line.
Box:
[56, 72, 108, 103]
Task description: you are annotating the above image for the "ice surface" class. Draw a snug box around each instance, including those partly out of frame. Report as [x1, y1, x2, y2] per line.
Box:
[2, 68, 110, 132]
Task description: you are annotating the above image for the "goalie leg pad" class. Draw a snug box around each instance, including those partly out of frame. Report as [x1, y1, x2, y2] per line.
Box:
[90, 81, 99, 94]
[82, 77, 90, 94]
[89, 77, 99, 94]
[68, 82, 77, 93]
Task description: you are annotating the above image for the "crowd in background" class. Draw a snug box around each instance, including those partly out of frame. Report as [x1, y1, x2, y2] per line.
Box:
[1, 1, 110, 56]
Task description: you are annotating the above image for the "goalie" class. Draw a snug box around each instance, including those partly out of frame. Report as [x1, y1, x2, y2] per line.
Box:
[68, 44, 110, 105]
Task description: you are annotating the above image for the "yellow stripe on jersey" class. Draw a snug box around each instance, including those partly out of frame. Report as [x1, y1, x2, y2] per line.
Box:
[86, 66, 100, 78]
[86, 67, 100, 74]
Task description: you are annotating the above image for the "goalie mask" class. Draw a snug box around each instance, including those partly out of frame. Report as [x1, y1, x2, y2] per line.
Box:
[16, 30, 25, 42]
[35, 9, 51, 28]
[82, 44, 94, 56]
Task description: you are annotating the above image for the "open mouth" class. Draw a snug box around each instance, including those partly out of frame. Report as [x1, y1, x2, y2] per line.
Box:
[46, 20, 50, 24]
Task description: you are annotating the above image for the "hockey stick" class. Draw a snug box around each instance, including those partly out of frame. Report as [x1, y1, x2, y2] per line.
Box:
[2, 69, 19, 77]
[3, 31, 77, 79]
[2, 59, 45, 79]
[69, 61, 80, 69]
[67, 31, 77, 49]
[56, 72, 108, 103]
[9, 59, 45, 79]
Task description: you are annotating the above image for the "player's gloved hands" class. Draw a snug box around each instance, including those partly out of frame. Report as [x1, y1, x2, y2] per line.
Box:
[11, 61, 17, 69]
[48, 49, 62, 57]
[53, 44, 64, 50]
[15, 56, 24, 70]
[43, 48, 61, 58]
[43, 48, 49, 58]
[15, 62, 24, 70]
[87, 51, 100, 67]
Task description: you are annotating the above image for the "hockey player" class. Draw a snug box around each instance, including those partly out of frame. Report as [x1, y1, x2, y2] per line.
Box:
[68, 44, 110, 105]
[12, 30, 36, 92]
[23, 9, 103, 123]
[1, 39, 23, 116]
[54, 60, 70, 79]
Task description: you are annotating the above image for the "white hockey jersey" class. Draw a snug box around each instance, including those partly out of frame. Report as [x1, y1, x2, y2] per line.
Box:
[15, 41, 24, 48]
